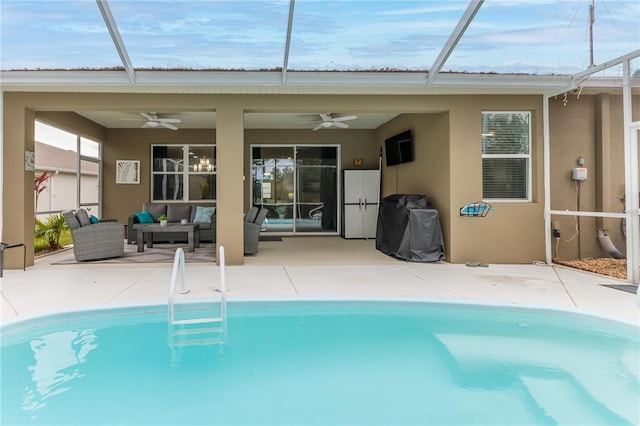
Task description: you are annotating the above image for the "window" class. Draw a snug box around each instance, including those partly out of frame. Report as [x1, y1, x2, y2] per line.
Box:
[151, 144, 216, 201]
[34, 120, 102, 218]
[481, 112, 531, 201]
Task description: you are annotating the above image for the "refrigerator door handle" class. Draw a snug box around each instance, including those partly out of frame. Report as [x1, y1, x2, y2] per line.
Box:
[359, 198, 362, 210]
[363, 197, 367, 210]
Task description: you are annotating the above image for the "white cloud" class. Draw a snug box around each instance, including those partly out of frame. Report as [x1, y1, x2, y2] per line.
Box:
[1, 0, 638, 74]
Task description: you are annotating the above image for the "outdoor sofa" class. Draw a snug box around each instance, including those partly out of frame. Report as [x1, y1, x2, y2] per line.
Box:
[127, 203, 216, 244]
[128, 203, 268, 255]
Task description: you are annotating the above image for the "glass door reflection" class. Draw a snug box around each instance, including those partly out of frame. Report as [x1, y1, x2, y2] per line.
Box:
[295, 146, 338, 233]
[252, 145, 338, 234]
[252, 146, 295, 233]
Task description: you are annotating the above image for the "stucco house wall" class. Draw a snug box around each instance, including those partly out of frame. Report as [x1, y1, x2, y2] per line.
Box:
[2, 91, 636, 268]
[549, 94, 640, 261]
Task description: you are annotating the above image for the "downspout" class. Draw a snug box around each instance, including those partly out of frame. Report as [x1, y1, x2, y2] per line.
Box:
[596, 229, 625, 259]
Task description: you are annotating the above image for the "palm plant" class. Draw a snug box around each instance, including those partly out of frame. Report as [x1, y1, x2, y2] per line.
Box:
[35, 213, 68, 250]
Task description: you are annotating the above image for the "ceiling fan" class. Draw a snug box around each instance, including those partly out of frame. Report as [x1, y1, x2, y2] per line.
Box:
[121, 112, 181, 130]
[301, 113, 357, 131]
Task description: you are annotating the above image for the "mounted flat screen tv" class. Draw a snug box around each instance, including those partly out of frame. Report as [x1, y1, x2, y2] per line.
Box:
[385, 130, 414, 166]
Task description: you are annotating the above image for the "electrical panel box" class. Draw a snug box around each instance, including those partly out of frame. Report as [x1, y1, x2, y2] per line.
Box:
[572, 167, 588, 181]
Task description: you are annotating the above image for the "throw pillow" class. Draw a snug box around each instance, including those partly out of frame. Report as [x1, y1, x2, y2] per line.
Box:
[75, 209, 92, 227]
[143, 203, 167, 221]
[135, 211, 155, 224]
[167, 204, 192, 223]
[193, 206, 215, 223]
[89, 215, 100, 224]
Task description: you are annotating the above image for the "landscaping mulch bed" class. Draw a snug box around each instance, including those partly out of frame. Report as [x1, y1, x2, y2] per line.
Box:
[553, 257, 627, 280]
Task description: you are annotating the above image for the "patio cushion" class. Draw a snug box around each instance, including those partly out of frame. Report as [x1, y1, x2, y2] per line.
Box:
[244, 206, 259, 223]
[62, 210, 82, 230]
[135, 211, 154, 224]
[167, 204, 192, 222]
[193, 206, 215, 223]
[143, 203, 167, 221]
[75, 209, 92, 227]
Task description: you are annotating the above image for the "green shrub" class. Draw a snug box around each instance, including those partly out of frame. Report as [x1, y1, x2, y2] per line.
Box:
[34, 213, 69, 251]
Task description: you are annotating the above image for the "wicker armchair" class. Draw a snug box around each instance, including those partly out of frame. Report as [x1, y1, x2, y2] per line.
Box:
[63, 210, 125, 261]
[244, 208, 268, 255]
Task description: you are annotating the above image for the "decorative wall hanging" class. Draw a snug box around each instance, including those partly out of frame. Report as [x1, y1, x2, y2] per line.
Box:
[24, 151, 35, 171]
[116, 160, 140, 184]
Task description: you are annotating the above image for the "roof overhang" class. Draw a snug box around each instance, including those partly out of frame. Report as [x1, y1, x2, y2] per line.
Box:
[1, 70, 579, 95]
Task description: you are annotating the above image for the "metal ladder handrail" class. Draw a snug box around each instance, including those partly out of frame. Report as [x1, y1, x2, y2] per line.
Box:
[219, 246, 227, 321]
[168, 247, 187, 326]
[168, 246, 227, 326]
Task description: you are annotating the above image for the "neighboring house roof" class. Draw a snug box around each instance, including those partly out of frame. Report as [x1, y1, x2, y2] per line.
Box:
[35, 141, 98, 174]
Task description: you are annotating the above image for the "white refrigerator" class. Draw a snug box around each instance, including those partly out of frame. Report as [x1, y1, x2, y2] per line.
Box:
[343, 169, 380, 239]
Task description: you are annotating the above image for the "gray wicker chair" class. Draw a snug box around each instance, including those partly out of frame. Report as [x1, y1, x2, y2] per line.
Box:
[63, 210, 125, 261]
[244, 207, 268, 255]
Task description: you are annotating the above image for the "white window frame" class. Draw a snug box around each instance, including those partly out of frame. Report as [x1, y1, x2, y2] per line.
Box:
[481, 111, 532, 202]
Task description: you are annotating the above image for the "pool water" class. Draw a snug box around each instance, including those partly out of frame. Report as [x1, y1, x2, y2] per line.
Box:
[1, 301, 638, 425]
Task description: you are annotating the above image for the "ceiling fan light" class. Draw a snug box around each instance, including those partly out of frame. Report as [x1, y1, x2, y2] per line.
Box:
[321, 122, 332, 128]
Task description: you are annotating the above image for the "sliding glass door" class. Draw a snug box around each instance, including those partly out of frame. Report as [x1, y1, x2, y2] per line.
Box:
[251, 145, 339, 234]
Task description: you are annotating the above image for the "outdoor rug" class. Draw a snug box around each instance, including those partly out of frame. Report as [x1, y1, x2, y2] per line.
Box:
[600, 284, 639, 294]
[51, 243, 216, 265]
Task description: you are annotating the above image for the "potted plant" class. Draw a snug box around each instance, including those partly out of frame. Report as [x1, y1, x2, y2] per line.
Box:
[158, 214, 168, 226]
[275, 205, 287, 219]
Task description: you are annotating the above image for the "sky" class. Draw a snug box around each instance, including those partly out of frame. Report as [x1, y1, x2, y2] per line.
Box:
[1, 0, 639, 75]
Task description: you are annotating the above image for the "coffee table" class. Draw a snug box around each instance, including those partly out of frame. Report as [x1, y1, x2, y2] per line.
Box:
[137, 223, 200, 252]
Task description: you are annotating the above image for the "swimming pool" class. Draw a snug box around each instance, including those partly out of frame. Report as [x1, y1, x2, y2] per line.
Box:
[1, 300, 638, 425]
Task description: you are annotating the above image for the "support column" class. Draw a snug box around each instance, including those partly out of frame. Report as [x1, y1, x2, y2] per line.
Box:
[215, 104, 245, 265]
[622, 60, 639, 284]
[1, 95, 35, 269]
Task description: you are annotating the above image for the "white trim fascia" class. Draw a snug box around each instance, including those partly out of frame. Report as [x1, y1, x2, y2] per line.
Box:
[0, 70, 576, 95]
[0, 71, 131, 86]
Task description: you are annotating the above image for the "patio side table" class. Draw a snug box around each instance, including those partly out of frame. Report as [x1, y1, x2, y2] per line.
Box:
[0, 242, 26, 278]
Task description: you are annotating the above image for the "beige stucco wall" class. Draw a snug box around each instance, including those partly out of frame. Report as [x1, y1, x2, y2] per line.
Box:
[455, 96, 545, 264]
[549, 93, 640, 261]
[374, 97, 546, 264]
[104, 128, 216, 223]
[8, 90, 635, 269]
[375, 112, 452, 259]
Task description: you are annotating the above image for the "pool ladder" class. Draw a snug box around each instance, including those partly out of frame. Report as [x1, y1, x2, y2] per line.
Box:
[168, 246, 227, 349]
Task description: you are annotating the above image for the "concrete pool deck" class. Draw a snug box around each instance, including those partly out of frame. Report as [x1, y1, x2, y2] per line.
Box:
[1, 237, 639, 325]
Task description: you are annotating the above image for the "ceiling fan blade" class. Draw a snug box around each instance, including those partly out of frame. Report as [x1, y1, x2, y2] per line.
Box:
[299, 120, 322, 124]
[141, 112, 155, 121]
[319, 113, 331, 122]
[159, 122, 178, 130]
[312, 123, 324, 131]
[333, 121, 349, 128]
[142, 122, 157, 128]
[157, 118, 181, 123]
[332, 115, 357, 122]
